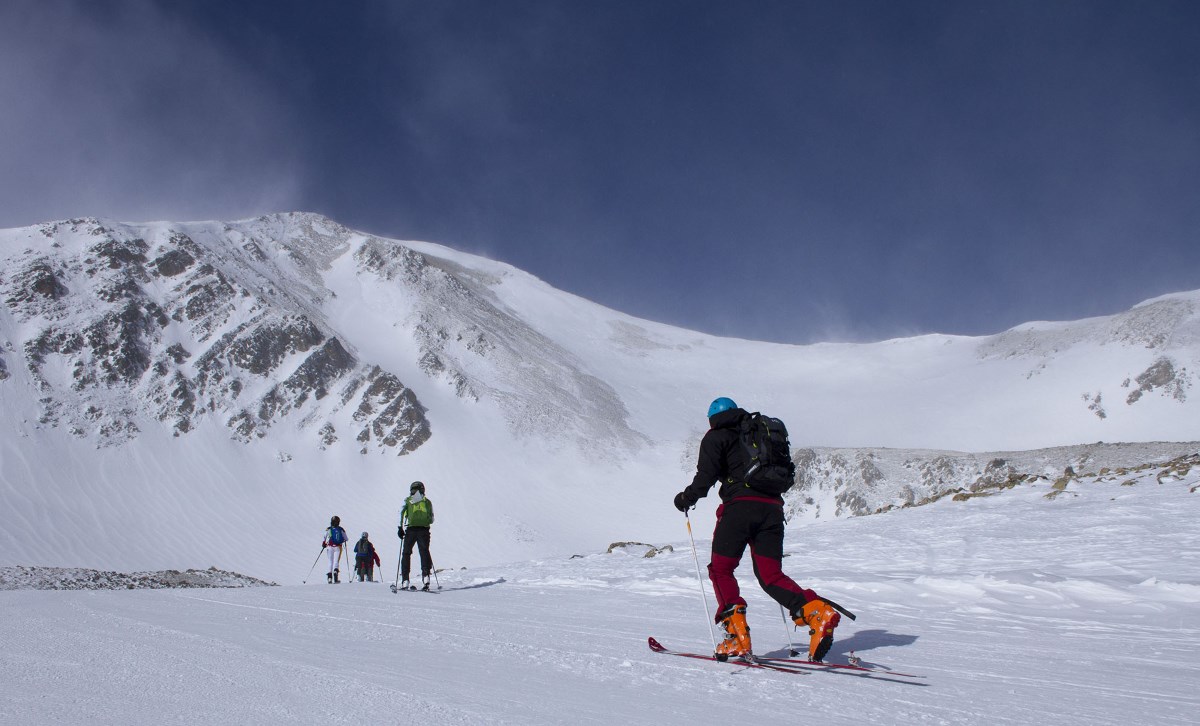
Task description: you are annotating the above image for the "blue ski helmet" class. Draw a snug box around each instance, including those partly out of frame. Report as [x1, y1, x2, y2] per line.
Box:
[707, 397, 738, 418]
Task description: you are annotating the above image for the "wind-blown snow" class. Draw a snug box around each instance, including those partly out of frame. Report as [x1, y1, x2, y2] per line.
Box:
[2, 462, 1196, 724]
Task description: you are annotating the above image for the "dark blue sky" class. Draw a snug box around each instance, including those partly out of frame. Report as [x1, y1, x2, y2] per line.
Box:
[3, 1, 1198, 342]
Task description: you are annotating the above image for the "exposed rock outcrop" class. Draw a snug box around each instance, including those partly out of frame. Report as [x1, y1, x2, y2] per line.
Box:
[786, 442, 1200, 519]
[0, 215, 430, 454]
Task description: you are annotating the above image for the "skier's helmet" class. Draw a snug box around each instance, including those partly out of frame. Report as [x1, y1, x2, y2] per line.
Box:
[707, 397, 738, 418]
[331, 515, 341, 526]
[411, 481, 425, 493]
[361, 532, 368, 539]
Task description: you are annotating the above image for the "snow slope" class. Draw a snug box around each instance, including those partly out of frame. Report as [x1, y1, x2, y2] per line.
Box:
[2, 457, 1196, 725]
[1, 213, 1198, 583]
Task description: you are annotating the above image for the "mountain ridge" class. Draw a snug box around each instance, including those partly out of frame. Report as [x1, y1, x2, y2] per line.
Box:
[1, 212, 1197, 580]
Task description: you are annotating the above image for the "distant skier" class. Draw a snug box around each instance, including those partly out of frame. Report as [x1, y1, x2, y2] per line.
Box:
[353, 532, 381, 582]
[323, 515, 349, 584]
[397, 481, 435, 590]
[673, 397, 842, 661]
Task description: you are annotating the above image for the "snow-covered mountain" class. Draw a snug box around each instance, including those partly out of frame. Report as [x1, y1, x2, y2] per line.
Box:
[1, 213, 1197, 581]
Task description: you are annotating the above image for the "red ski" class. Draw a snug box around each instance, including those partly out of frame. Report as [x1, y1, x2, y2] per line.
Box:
[648, 638, 927, 685]
[647, 637, 809, 677]
[754, 655, 926, 679]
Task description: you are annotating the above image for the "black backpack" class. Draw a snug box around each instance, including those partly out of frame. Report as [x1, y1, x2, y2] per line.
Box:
[735, 412, 797, 495]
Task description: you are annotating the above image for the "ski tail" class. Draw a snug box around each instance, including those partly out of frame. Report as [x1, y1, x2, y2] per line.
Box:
[647, 637, 808, 676]
[819, 596, 857, 621]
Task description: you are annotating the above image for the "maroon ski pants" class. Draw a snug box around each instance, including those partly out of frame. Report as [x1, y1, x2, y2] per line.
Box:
[707, 498, 816, 619]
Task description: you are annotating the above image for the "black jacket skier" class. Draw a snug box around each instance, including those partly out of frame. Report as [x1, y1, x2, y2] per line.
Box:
[673, 397, 843, 662]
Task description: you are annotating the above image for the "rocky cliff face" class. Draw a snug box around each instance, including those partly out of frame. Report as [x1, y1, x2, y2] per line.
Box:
[1, 215, 429, 454]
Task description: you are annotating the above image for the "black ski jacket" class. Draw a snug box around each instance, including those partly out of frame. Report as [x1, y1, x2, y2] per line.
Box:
[679, 407, 785, 508]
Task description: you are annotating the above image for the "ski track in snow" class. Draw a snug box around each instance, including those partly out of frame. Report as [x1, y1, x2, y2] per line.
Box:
[3, 471, 1198, 725]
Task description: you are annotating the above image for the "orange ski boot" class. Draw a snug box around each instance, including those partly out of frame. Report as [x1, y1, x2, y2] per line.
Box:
[795, 599, 841, 662]
[714, 604, 752, 661]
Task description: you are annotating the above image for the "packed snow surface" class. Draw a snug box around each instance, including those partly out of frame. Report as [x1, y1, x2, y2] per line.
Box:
[3, 463, 1196, 725]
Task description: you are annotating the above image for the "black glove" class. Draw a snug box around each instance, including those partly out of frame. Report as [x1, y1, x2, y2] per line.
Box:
[673, 492, 691, 512]
[397, 526, 405, 539]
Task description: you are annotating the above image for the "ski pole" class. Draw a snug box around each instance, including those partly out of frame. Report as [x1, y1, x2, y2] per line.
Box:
[393, 540, 403, 585]
[429, 556, 441, 590]
[302, 546, 325, 584]
[780, 604, 800, 657]
[685, 511, 718, 653]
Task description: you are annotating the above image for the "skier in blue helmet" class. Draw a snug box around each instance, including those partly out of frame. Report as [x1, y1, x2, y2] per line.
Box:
[673, 396, 844, 662]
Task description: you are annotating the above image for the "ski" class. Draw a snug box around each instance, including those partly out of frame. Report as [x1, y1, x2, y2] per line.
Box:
[820, 596, 858, 621]
[390, 584, 439, 593]
[648, 638, 927, 685]
[647, 638, 808, 676]
[754, 655, 925, 679]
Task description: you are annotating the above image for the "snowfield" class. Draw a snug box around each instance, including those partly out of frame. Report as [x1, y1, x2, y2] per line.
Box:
[3, 461, 1196, 725]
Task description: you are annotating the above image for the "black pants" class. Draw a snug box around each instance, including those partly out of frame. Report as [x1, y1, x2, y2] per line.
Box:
[401, 527, 432, 581]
